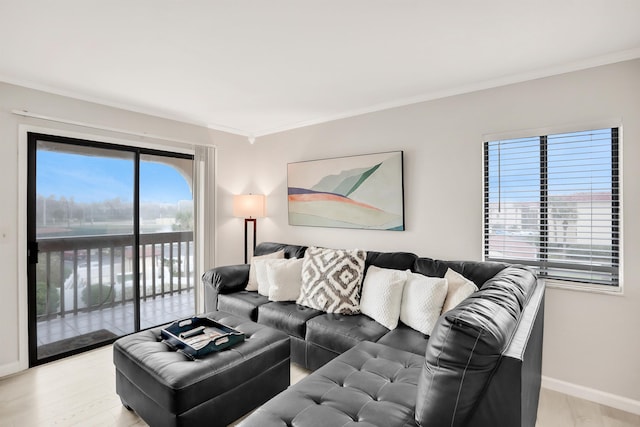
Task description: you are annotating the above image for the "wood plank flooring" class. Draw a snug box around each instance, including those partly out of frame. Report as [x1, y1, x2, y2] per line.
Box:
[537, 388, 640, 427]
[0, 345, 638, 427]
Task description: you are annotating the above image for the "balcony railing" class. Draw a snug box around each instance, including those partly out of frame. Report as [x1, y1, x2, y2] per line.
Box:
[36, 231, 194, 321]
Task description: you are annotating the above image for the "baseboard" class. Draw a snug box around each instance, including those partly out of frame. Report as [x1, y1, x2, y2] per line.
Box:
[0, 361, 24, 378]
[542, 376, 640, 415]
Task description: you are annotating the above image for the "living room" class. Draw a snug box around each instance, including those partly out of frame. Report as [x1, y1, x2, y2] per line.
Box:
[1, 2, 639, 426]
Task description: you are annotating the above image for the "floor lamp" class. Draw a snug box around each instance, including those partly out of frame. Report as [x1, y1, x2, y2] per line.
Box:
[233, 194, 266, 264]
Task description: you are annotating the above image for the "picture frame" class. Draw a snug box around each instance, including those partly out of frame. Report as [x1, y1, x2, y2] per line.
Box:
[287, 151, 404, 231]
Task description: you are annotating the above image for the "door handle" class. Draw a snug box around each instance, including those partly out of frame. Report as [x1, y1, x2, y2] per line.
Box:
[28, 241, 39, 264]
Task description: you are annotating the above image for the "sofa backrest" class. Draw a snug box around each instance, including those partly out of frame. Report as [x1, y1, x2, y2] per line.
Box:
[413, 257, 509, 289]
[254, 242, 307, 259]
[414, 265, 537, 426]
[365, 250, 418, 272]
[255, 242, 509, 291]
[255, 242, 418, 273]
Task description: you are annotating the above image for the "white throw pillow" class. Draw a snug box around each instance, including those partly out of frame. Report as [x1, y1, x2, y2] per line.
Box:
[441, 268, 478, 313]
[359, 266, 408, 330]
[267, 258, 304, 302]
[246, 250, 285, 291]
[254, 259, 273, 297]
[400, 271, 449, 336]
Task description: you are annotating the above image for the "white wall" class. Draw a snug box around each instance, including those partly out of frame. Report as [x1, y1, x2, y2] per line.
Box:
[0, 82, 244, 375]
[215, 60, 640, 406]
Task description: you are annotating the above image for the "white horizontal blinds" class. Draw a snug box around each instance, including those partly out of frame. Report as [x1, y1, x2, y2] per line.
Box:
[484, 136, 541, 262]
[484, 128, 619, 287]
[545, 129, 619, 285]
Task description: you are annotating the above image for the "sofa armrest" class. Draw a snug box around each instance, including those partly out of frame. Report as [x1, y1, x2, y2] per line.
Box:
[466, 277, 545, 427]
[415, 266, 539, 427]
[201, 264, 250, 312]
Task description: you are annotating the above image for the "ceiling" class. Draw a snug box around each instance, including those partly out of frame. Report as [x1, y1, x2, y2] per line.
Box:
[1, 1, 640, 139]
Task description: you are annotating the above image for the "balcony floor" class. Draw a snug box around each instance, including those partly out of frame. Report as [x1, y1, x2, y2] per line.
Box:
[37, 290, 195, 347]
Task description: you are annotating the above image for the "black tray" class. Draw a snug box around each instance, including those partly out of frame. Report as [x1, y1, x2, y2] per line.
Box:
[161, 316, 245, 359]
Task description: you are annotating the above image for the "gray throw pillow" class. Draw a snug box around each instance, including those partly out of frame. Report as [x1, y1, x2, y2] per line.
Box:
[297, 246, 366, 315]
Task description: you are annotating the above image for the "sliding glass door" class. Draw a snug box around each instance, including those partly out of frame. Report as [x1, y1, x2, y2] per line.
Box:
[27, 133, 194, 366]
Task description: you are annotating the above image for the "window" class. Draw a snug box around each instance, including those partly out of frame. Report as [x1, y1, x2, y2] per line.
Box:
[484, 128, 620, 288]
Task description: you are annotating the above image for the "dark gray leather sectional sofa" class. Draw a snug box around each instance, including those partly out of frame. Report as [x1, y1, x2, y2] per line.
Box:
[202, 242, 545, 426]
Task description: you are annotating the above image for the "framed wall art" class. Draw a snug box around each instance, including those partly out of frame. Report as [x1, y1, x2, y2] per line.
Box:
[287, 151, 404, 231]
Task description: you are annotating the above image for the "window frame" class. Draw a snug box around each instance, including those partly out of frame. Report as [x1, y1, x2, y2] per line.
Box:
[482, 124, 623, 294]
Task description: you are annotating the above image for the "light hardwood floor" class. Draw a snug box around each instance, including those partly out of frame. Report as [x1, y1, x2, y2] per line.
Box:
[0, 345, 638, 427]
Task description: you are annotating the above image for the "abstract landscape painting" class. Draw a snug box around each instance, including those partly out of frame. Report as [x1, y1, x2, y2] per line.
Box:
[288, 151, 404, 230]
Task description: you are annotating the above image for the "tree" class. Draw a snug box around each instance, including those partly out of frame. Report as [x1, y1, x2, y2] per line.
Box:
[173, 210, 193, 231]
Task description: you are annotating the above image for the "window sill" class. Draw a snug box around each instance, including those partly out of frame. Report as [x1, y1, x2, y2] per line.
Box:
[543, 278, 623, 296]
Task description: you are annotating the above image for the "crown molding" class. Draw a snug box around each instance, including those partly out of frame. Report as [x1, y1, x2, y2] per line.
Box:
[0, 74, 211, 129]
[3, 47, 640, 140]
[252, 47, 640, 138]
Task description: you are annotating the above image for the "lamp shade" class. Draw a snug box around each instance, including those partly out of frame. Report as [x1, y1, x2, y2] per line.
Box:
[233, 194, 266, 218]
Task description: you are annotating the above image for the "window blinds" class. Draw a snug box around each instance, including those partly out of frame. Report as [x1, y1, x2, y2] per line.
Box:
[484, 128, 619, 286]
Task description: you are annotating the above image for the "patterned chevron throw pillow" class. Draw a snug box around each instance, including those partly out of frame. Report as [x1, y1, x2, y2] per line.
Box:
[297, 247, 367, 314]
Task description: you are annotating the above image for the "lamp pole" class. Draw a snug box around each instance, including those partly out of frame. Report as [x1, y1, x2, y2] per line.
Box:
[244, 217, 257, 264]
[233, 194, 266, 264]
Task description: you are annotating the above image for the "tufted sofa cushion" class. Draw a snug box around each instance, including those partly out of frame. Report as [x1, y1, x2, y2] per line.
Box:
[217, 290, 269, 321]
[306, 313, 390, 356]
[257, 301, 323, 339]
[239, 341, 424, 427]
[376, 323, 429, 355]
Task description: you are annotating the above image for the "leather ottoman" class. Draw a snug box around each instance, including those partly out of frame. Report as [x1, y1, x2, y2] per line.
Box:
[113, 311, 290, 427]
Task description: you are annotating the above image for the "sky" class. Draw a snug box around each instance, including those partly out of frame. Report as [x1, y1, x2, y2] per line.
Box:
[36, 150, 192, 204]
[486, 128, 613, 203]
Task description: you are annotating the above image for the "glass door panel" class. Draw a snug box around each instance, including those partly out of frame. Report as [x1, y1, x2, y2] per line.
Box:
[138, 154, 195, 329]
[30, 137, 136, 364]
